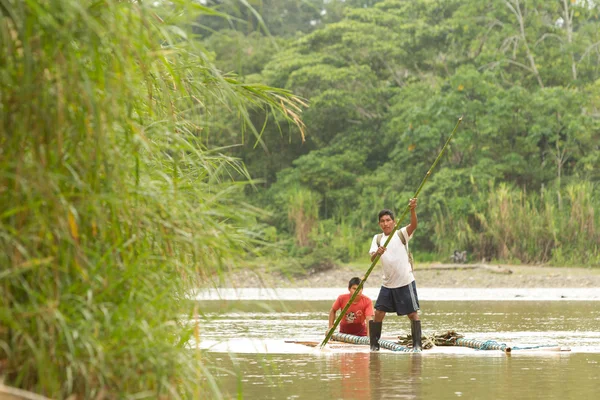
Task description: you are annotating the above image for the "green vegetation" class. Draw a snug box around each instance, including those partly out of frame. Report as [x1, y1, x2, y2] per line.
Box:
[202, 0, 600, 269]
[0, 0, 304, 397]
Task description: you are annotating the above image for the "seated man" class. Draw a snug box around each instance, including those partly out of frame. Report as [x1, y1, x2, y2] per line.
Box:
[328, 277, 374, 336]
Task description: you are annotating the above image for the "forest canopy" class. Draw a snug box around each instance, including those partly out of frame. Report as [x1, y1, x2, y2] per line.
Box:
[200, 0, 600, 268]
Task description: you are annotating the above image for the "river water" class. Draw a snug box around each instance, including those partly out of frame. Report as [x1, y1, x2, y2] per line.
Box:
[196, 288, 600, 399]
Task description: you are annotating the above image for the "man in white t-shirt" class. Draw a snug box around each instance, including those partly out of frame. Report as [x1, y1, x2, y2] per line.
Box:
[368, 198, 421, 351]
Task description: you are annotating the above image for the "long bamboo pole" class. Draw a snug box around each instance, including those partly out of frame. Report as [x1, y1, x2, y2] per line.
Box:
[320, 116, 463, 348]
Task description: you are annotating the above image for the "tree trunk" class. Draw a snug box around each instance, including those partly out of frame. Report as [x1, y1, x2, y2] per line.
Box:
[561, 0, 578, 81]
[504, 0, 544, 88]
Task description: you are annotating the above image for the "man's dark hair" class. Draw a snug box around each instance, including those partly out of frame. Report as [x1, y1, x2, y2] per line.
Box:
[348, 277, 361, 289]
[378, 209, 395, 221]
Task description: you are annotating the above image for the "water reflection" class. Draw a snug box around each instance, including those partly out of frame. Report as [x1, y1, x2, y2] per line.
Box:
[370, 354, 423, 399]
[208, 344, 600, 399]
[337, 353, 372, 399]
[210, 351, 600, 399]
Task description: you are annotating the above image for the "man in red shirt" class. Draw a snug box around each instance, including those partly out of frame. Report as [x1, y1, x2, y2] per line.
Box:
[328, 277, 374, 336]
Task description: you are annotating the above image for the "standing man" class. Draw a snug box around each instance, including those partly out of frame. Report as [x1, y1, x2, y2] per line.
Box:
[328, 277, 374, 337]
[368, 198, 421, 351]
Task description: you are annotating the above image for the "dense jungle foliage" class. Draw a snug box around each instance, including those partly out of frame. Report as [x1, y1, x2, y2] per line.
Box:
[201, 0, 600, 269]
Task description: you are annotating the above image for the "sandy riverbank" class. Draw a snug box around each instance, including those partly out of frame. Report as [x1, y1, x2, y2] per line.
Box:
[220, 263, 600, 289]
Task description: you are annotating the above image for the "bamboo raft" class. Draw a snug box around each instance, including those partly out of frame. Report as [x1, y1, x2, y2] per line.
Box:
[287, 330, 571, 353]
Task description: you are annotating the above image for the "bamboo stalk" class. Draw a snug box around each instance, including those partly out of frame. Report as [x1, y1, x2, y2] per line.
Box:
[320, 116, 463, 348]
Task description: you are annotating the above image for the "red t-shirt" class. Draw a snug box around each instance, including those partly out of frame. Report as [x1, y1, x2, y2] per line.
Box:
[332, 293, 374, 336]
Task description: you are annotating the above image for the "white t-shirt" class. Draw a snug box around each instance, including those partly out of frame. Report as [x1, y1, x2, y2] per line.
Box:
[369, 226, 414, 288]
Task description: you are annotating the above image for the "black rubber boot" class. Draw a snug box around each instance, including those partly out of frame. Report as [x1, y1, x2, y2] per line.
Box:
[411, 320, 422, 351]
[369, 321, 382, 351]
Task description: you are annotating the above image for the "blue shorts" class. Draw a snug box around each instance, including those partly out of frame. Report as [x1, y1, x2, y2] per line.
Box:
[375, 281, 420, 315]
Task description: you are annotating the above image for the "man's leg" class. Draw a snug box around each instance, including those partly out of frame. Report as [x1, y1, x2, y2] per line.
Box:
[369, 310, 386, 351]
[408, 312, 422, 350]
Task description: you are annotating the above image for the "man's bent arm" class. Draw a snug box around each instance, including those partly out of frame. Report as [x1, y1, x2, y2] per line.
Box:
[406, 198, 418, 236]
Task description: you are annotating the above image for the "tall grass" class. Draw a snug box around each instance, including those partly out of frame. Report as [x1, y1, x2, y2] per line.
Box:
[286, 186, 320, 246]
[0, 0, 304, 398]
[433, 183, 600, 266]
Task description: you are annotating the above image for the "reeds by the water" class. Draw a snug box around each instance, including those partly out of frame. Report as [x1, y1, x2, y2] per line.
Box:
[434, 182, 599, 266]
[0, 1, 304, 398]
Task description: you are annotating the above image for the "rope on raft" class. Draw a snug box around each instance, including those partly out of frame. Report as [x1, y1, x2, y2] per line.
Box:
[331, 333, 420, 353]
